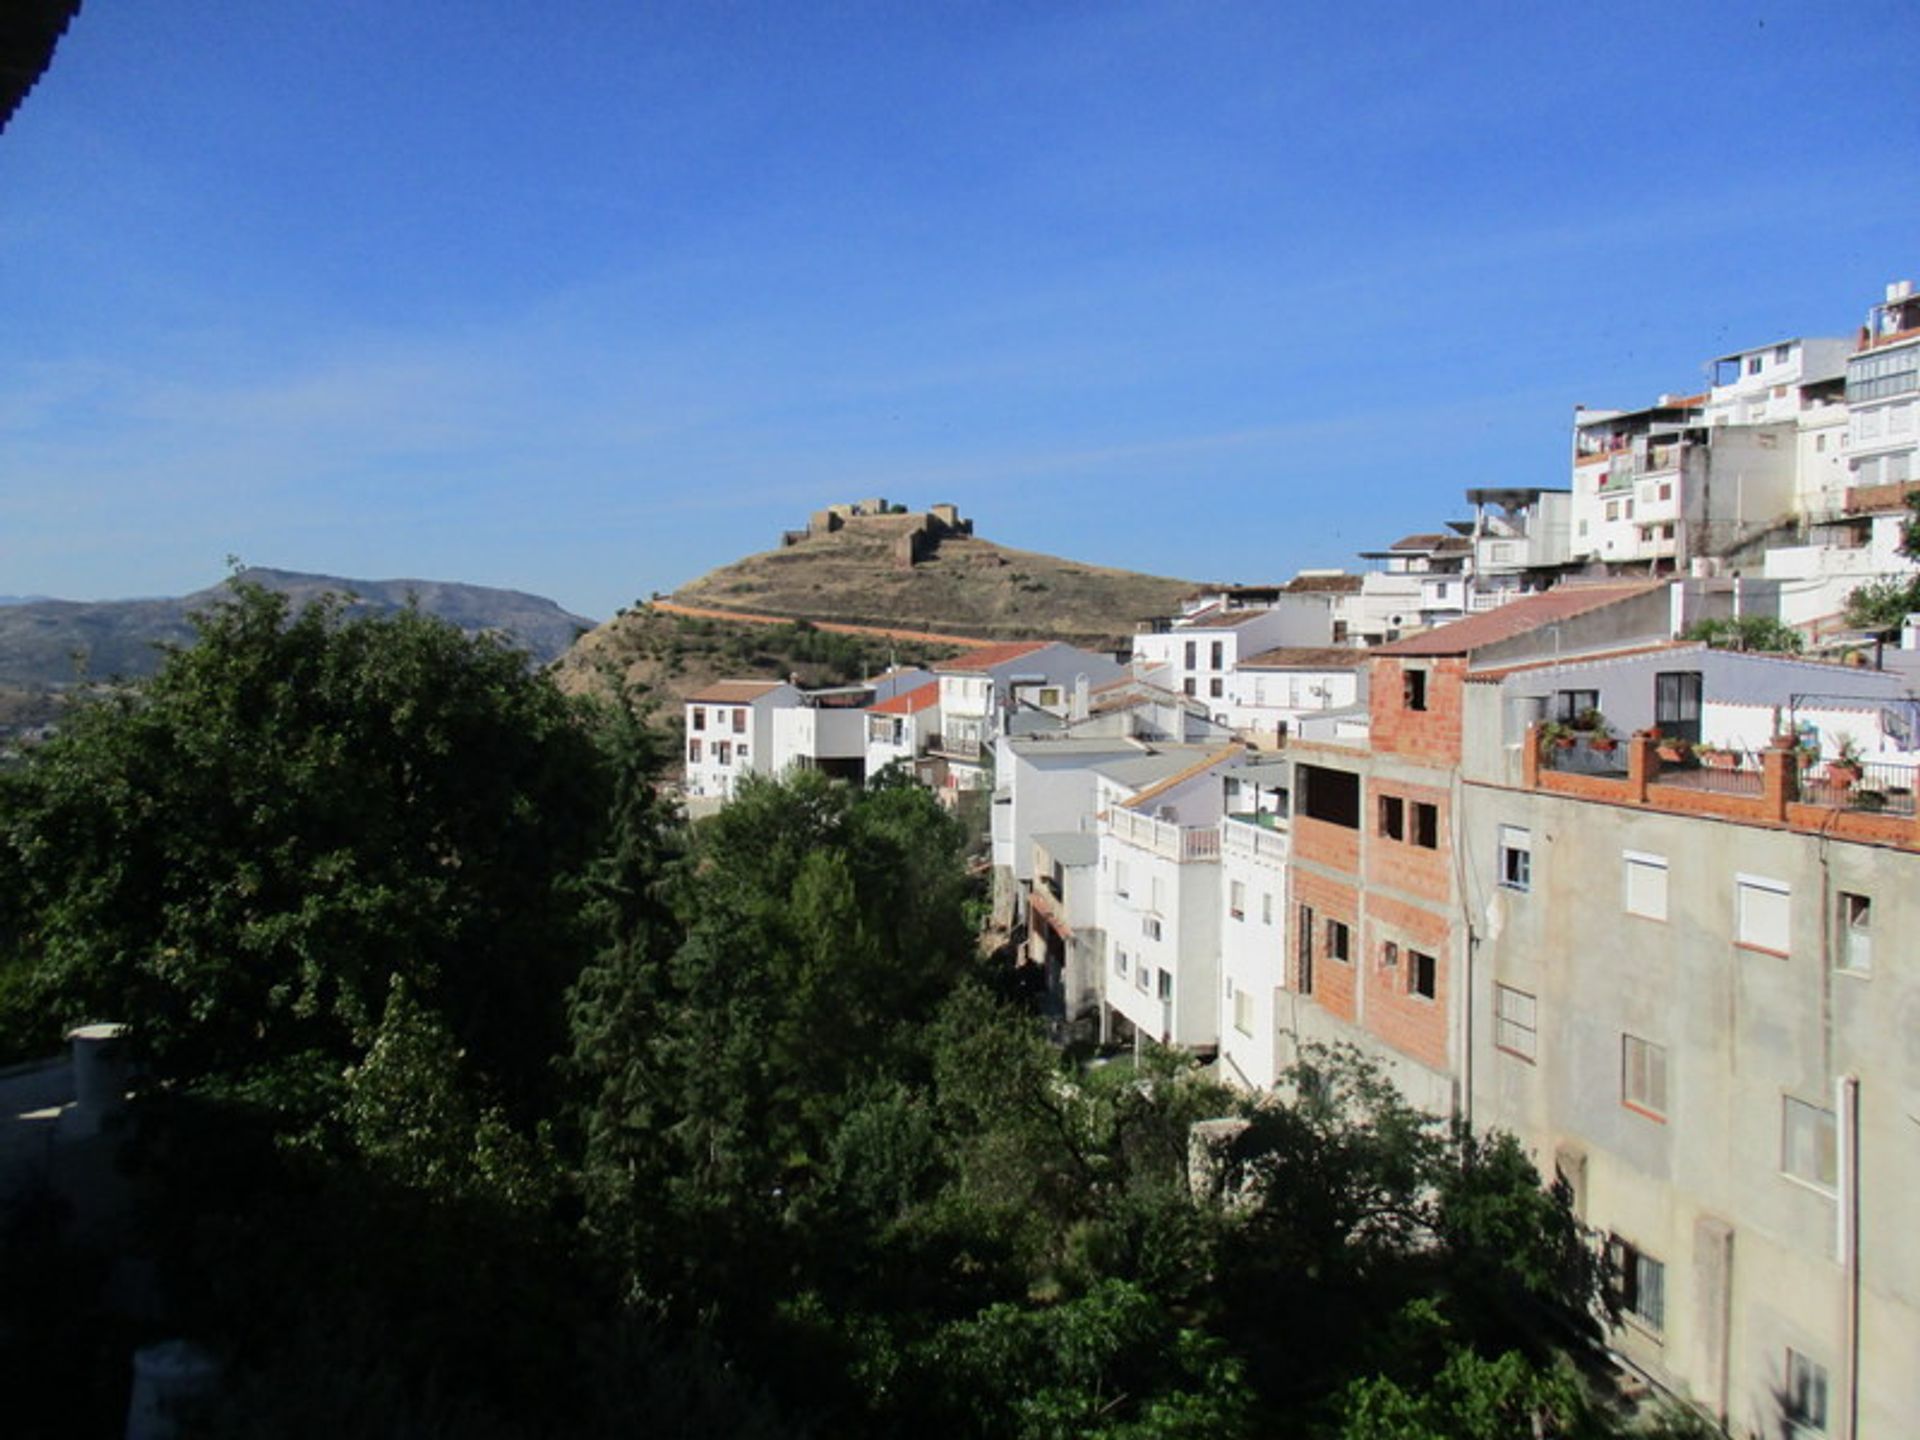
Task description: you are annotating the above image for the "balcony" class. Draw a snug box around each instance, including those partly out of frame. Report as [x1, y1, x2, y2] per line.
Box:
[1105, 807, 1221, 863]
[1528, 728, 1920, 848]
[928, 731, 982, 762]
[1222, 813, 1289, 863]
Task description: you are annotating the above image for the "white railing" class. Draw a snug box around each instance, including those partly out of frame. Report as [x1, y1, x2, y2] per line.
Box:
[1221, 816, 1288, 864]
[1105, 808, 1221, 862]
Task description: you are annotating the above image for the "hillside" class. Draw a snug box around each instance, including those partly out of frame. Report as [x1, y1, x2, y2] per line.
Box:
[554, 608, 963, 714]
[670, 515, 1195, 648]
[0, 566, 594, 690]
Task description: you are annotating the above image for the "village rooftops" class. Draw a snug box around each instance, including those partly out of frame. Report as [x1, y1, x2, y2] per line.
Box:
[1359, 532, 1473, 558]
[1170, 604, 1288, 629]
[867, 681, 939, 715]
[684, 679, 792, 704]
[1279, 572, 1365, 594]
[931, 640, 1051, 673]
[1238, 646, 1370, 670]
[1119, 743, 1244, 812]
[1370, 581, 1666, 659]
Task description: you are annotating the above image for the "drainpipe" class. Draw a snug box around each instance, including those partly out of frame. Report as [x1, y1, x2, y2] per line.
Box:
[1838, 1071, 1861, 1440]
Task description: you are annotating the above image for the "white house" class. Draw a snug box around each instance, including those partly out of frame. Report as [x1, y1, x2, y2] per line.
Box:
[930, 641, 1124, 792]
[1216, 762, 1291, 1092]
[1095, 744, 1244, 1051]
[1845, 281, 1920, 502]
[864, 678, 940, 783]
[1131, 593, 1333, 716]
[1223, 646, 1369, 744]
[683, 679, 802, 799]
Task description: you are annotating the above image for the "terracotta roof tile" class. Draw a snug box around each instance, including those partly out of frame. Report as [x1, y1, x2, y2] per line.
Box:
[933, 640, 1052, 673]
[1239, 646, 1370, 670]
[685, 679, 790, 704]
[1371, 582, 1667, 658]
[868, 681, 940, 715]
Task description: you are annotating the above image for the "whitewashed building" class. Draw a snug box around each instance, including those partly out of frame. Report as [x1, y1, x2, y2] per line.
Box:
[1095, 745, 1244, 1051]
[1216, 762, 1291, 1091]
[930, 641, 1124, 792]
[1223, 646, 1369, 745]
[683, 679, 802, 799]
[1132, 592, 1334, 717]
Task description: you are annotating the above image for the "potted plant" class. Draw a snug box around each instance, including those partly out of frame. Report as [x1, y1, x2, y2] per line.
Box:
[1538, 721, 1576, 755]
[1572, 706, 1607, 734]
[1827, 733, 1865, 787]
[1696, 742, 1739, 769]
[1655, 734, 1693, 765]
[1588, 722, 1619, 754]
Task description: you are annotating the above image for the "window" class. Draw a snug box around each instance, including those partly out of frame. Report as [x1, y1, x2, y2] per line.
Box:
[1114, 948, 1129, 979]
[1411, 802, 1438, 849]
[1209, 677, 1223, 698]
[1736, 875, 1791, 955]
[1380, 940, 1398, 970]
[1378, 795, 1405, 840]
[1157, 968, 1172, 1001]
[1782, 1097, 1838, 1189]
[1624, 851, 1668, 921]
[1612, 1240, 1666, 1330]
[688, 738, 702, 763]
[732, 708, 747, 734]
[1554, 689, 1599, 723]
[1658, 480, 1672, 501]
[1299, 765, 1361, 829]
[1261, 891, 1273, 925]
[1135, 963, 1150, 993]
[1775, 343, 1792, 365]
[1114, 861, 1130, 899]
[1785, 1350, 1829, 1433]
[1142, 916, 1162, 942]
[1326, 919, 1351, 963]
[1183, 678, 1196, 696]
[1622, 1034, 1668, 1119]
[1653, 670, 1702, 743]
[1038, 687, 1061, 707]
[1499, 825, 1531, 891]
[1606, 500, 1621, 522]
[715, 741, 732, 767]
[1838, 892, 1871, 972]
[1184, 641, 1197, 668]
[1494, 984, 1536, 1060]
[1229, 880, 1246, 920]
[1233, 986, 1253, 1036]
[1297, 905, 1315, 994]
[1747, 354, 1764, 375]
[1210, 641, 1223, 669]
[1409, 950, 1436, 999]
[1403, 668, 1429, 711]
[691, 706, 707, 731]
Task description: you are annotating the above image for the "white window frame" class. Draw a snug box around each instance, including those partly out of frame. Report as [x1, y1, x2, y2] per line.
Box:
[1622, 1033, 1668, 1120]
[1229, 880, 1246, 921]
[1735, 873, 1791, 955]
[1785, 1349, 1829, 1434]
[1837, 891, 1871, 973]
[1623, 851, 1668, 922]
[1782, 1096, 1838, 1191]
[1498, 825, 1531, 891]
[1494, 983, 1536, 1061]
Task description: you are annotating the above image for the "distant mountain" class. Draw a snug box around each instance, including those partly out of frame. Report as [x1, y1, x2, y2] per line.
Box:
[0, 567, 595, 689]
[0, 596, 54, 606]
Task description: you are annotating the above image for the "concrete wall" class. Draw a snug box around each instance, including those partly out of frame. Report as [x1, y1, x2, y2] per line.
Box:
[1460, 782, 1920, 1438]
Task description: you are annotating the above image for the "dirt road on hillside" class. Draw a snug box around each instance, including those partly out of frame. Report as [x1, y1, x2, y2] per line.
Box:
[649, 600, 998, 649]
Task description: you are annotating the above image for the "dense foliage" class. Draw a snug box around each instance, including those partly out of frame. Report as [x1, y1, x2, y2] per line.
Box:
[1842, 492, 1920, 632]
[1680, 614, 1804, 653]
[0, 583, 1700, 1437]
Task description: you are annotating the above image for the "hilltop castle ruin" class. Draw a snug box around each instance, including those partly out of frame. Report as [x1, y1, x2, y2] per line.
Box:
[780, 499, 974, 569]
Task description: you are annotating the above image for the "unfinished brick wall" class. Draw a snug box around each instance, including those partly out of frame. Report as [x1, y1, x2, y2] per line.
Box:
[1290, 868, 1360, 1025]
[1364, 777, 1451, 905]
[1368, 656, 1468, 765]
[1361, 893, 1452, 1074]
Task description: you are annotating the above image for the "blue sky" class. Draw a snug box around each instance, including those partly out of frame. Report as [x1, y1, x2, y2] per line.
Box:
[4, 1, 1917, 619]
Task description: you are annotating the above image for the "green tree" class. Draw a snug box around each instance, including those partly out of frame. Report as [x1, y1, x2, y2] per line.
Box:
[1682, 615, 1804, 653]
[1843, 492, 1920, 631]
[0, 579, 609, 1115]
